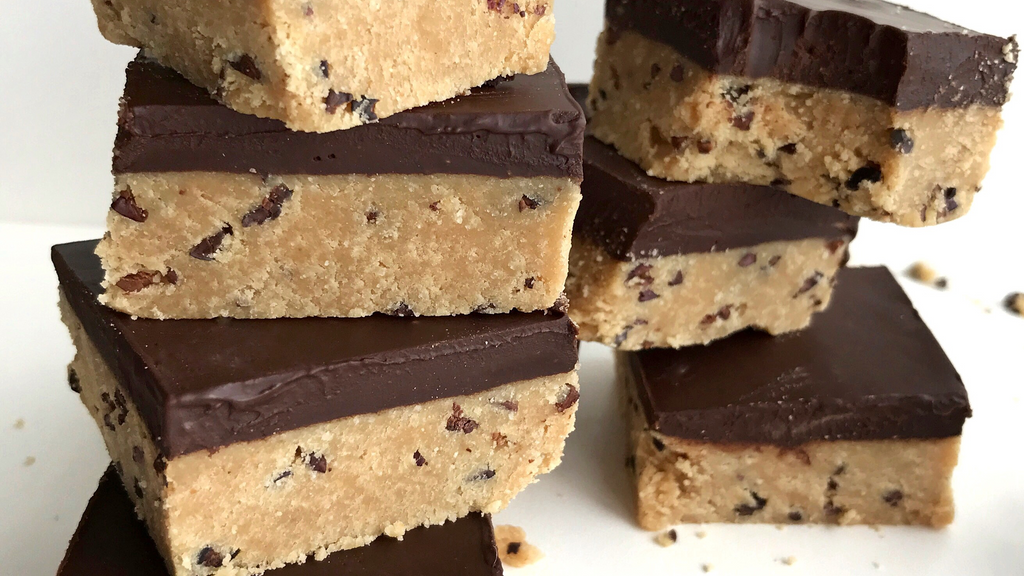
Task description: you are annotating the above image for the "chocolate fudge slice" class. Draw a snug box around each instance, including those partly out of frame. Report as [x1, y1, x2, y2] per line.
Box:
[55, 240, 579, 576]
[567, 137, 858, 349]
[90, 0, 555, 132]
[621, 266, 970, 528]
[57, 466, 503, 576]
[590, 0, 1018, 226]
[100, 56, 584, 319]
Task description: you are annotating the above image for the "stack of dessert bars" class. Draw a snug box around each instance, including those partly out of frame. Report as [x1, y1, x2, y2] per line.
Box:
[569, 0, 1016, 530]
[55, 2, 583, 575]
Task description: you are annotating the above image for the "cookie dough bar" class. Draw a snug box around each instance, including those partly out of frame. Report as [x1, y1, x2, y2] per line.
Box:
[100, 57, 584, 319]
[91, 0, 555, 132]
[621, 267, 971, 529]
[567, 138, 857, 349]
[58, 467, 504, 576]
[589, 0, 1018, 226]
[55, 241, 579, 576]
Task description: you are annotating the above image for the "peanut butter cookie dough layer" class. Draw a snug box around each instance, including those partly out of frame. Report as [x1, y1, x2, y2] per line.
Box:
[589, 0, 1018, 226]
[620, 267, 970, 529]
[101, 58, 584, 319]
[58, 467, 504, 576]
[91, 0, 556, 132]
[566, 138, 857, 349]
[55, 241, 579, 576]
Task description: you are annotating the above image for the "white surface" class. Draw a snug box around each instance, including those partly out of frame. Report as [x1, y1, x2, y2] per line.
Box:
[0, 0, 1023, 573]
[0, 222, 1022, 575]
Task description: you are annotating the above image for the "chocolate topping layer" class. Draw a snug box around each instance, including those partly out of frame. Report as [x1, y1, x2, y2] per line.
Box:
[54, 240, 579, 458]
[114, 55, 584, 180]
[606, 0, 1018, 110]
[58, 467, 503, 576]
[578, 137, 859, 260]
[626, 267, 970, 446]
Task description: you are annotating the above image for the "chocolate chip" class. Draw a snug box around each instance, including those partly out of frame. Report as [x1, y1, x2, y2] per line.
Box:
[700, 305, 733, 326]
[652, 437, 665, 451]
[241, 185, 293, 227]
[132, 446, 144, 464]
[365, 209, 380, 223]
[889, 128, 914, 154]
[648, 62, 662, 80]
[638, 289, 659, 302]
[306, 452, 328, 473]
[324, 89, 353, 114]
[518, 195, 539, 211]
[670, 64, 685, 82]
[153, 456, 167, 474]
[302, 3, 314, 16]
[795, 271, 824, 296]
[738, 253, 757, 267]
[555, 385, 579, 412]
[668, 271, 684, 286]
[626, 263, 654, 285]
[352, 97, 379, 122]
[833, 464, 846, 476]
[882, 489, 904, 507]
[735, 491, 767, 516]
[731, 111, 754, 131]
[319, 60, 330, 78]
[67, 367, 81, 393]
[189, 226, 232, 261]
[390, 303, 414, 317]
[614, 328, 631, 346]
[1004, 292, 1024, 315]
[413, 450, 427, 467]
[944, 187, 959, 212]
[469, 469, 495, 481]
[845, 162, 883, 191]
[768, 255, 782, 267]
[111, 188, 148, 222]
[134, 479, 144, 499]
[824, 499, 845, 517]
[524, 277, 535, 289]
[723, 85, 751, 103]
[272, 470, 292, 483]
[696, 139, 715, 154]
[827, 478, 838, 492]
[670, 135, 689, 149]
[487, 0, 506, 11]
[770, 178, 792, 188]
[826, 239, 845, 254]
[493, 399, 518, 412]
[116, 271, 159, 293]
[507, 542, 521, 555]
[446, 403, 478, 434]
[787, 510, 803, 522]
[229, 54, 262, 81]
[492, 432, 509, 448]
[164, 269, 178, 284]
[533, 4, 546, 14]
[429, 201, 441, 211]
[474, 303, 498, 313]
[197, 547, 224, 568]
[778, 143, 798, 155]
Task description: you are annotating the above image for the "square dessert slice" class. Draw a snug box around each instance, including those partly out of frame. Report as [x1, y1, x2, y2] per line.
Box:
[90, 0, 555, 132]
[567, 137, 858, 349]
[55, 240, 579, 576]
[621, 267, 970, 529]
[100, 56, 584, 319]
[58, 466, 503, 576]
[589, 0, 1018, 226]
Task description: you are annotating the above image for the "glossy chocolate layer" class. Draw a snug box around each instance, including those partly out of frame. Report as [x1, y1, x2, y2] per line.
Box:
[577, 137, 858, 260]
[625, 267, 970, 446]
[58, 467, 502, 576]
[114, 55, 584, 180]
[605, 0, 1018, 110]
[54, 240, 579, 458]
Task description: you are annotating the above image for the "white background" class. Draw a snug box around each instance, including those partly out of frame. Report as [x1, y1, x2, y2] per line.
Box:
[0, 1, 1023, 575]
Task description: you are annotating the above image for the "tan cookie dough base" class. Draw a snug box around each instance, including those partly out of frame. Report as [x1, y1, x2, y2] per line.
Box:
[588, 28, 1003, 226]
[92, 0, 554, 132]
[62, 295, 579, 576]
[619, 357, 959, 530]
[98, 173, 580, 319]
[566, 237, 849, 349]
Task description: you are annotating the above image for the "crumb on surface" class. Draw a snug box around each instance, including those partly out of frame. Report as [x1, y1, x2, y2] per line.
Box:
[906, 262, 947, 289]
[695, 529, 707, 539]
[13, 418, 24, 430]
[702, 563, 714, 572]
[495, 524, 544, 568]
[781, 556, 797, 566]
[23, 456, 36, 467]
[1005, 292, 1024, 316]
[655, 529, 677, 547]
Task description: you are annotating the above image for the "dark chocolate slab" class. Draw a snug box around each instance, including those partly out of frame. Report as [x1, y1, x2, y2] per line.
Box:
[114, 55, 584, 180]
[54, 240, 579, 458]
[626, 266, 970, 445]
[58, 466, 502, 576]
[578, 137, 858, 260]
[606, 0, 1018, 110]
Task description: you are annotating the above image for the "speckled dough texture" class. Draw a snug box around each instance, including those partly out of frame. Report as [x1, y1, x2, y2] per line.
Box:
[91, 0, 555, 132]
[566, 237, 849, 349]
[62, 296, 579, 576]
[588, 29, 1006, 226]
[98, 173, 580, 319]
[620, 357, 959, 529]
